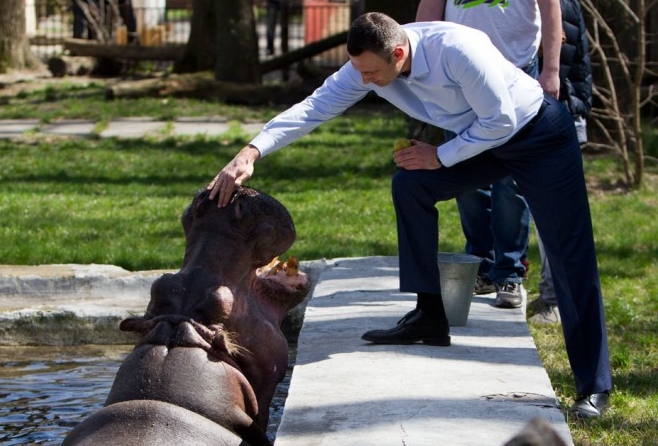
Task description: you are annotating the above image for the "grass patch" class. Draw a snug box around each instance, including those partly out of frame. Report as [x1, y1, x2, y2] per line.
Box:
[1, 80, 657, 445]
[0, 80, 282, 123]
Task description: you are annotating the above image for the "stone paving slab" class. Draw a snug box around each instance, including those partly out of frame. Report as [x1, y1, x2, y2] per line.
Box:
[171, 119, 264, 137]
[0, 118, 265, 139]
[0, 119, 40, 138]
[171, 121, 233, 137]
[40, 119, 96, 136]
[100, 117, 167, 138]
[242, 122, 266, 135]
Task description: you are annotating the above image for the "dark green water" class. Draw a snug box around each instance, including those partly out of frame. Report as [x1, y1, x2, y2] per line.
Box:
[0, 346, 130, 445]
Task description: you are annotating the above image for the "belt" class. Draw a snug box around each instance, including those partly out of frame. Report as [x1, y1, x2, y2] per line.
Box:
[512, 98, 548, 141]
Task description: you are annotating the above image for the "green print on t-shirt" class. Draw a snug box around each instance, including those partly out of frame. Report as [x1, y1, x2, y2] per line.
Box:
[453, 0, 509, 8]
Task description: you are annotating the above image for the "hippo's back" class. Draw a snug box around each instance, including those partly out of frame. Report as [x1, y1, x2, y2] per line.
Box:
[62, 400, 249, 446]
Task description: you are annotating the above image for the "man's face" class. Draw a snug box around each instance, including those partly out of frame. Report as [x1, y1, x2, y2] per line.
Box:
[350, 49, 403, 87]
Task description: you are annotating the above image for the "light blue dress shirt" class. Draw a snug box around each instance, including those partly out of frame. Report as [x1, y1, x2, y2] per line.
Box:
[250, 21, 544, 167]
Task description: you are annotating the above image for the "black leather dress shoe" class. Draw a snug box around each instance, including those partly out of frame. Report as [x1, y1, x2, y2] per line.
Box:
[571, 392, 609, 418]
[361, 309, 450, 346]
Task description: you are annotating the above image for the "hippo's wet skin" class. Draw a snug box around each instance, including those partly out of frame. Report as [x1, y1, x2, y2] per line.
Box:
[63, 187, 310, 446]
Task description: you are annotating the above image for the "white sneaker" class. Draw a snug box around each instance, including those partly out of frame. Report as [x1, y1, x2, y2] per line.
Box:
[494, 282, 524, 308]
[527, 297, 561, 323]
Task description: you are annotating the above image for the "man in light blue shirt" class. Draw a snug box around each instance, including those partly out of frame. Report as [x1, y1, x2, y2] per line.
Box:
[235, 22, 542, 165]
[208, 12, 611, 418]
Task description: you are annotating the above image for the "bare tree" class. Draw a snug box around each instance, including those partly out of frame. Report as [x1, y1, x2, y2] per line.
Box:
[581, 0, 657, 188]
[0, 0, 41, 72]
[175, 0, 260, 84]
[73, 0, 124, 44]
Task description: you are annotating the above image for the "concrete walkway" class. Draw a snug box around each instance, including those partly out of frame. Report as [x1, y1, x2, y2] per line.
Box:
[275, 256, 572, 446]
[0, 117, 265, 139]
[0, 257, 573, 445]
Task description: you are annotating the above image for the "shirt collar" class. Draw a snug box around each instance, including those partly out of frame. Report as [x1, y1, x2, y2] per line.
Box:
[403, 28, 429, 79]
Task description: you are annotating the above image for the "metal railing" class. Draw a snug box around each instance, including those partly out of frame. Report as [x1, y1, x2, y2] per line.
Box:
[25, 0, 192, 58]
[25, 0, 360, 67]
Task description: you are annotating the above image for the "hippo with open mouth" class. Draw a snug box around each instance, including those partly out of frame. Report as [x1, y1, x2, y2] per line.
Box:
[63, 186, 310, 446]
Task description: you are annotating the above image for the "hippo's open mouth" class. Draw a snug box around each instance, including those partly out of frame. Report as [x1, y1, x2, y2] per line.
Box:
[256, 256, 309, 293]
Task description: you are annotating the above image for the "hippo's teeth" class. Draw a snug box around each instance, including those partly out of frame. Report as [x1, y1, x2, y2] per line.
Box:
[261, 257, 283, 276]
[257, 257, 282, 276]
[257, 256, 301, 277]
[285, 256, 299, 277]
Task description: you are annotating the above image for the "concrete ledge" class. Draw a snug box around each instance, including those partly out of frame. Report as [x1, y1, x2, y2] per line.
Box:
[0, 264, 163, 346]
[0, 312, 137, 345]
[0, 260, 327, 346]
[0, 264, 163, 312]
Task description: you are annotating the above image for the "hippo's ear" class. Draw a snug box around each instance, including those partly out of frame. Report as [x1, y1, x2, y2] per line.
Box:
[193, 189, 213, 218]
[182, 189, 211, 231]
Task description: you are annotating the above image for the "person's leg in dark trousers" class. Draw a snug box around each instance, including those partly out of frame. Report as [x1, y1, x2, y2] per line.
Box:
[266, 0, 280, 55]
[393, 95, 611, 401]
[72, 0, 86, 38]
[496, 97, 612, 397]
[361, 160, 504, 347]
[386, 155, 508, 346]
[454, 185, 494, 276]
[394, 165, 506, 295]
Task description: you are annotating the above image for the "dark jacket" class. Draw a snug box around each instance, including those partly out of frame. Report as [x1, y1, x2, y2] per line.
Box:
[559, 0, 592, 119]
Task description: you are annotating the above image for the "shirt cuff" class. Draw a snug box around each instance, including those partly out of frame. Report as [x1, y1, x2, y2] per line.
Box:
[437, 139, 460, 167]
[249, 132, 276, 158]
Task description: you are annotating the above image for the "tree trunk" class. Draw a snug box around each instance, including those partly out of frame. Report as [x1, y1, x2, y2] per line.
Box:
[174, 0, 218, 73]
[0, 0, 41, 72]
[64, 38, 185, 60]
[175, 0, 260, 84]
[47, 55, 98, 77]
[105, 72, 316, 104]
[214, 0, 260, 83]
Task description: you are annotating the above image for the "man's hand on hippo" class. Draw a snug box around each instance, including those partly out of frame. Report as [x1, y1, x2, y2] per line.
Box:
[208, 144, 261, 208]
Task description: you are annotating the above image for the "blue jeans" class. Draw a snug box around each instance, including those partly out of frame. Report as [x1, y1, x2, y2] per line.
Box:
[454, 57, 539, 285]
[393, 94, 611, 396]
[456, 177, 529, 284]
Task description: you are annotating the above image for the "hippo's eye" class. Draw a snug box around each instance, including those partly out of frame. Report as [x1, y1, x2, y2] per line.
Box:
[234, 201, 243, 220]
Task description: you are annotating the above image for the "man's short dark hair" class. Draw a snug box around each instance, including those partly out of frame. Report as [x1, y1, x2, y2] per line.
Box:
[346, 12, 407, 60]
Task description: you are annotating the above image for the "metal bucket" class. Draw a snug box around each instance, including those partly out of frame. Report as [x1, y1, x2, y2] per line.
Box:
[438, 253, 481, 326]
